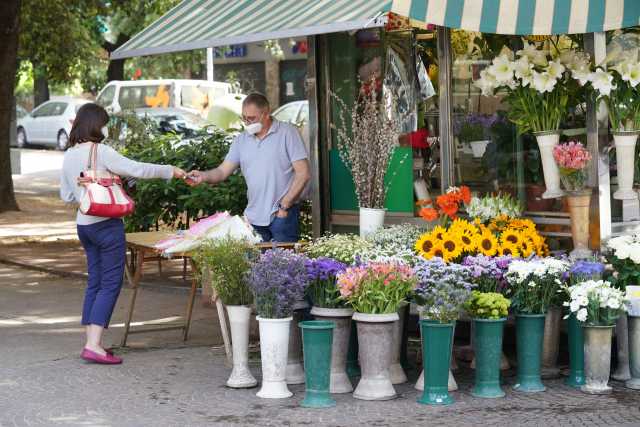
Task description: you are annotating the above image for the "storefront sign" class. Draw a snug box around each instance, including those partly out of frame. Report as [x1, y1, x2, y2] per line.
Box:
[214, 45, 248, 58]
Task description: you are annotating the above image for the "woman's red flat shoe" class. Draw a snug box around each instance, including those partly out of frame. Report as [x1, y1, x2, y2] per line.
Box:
[81, 348, 122, 365]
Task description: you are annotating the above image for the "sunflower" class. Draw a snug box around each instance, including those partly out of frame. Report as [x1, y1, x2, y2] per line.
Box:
[441, 232, 463, 262]
[450, 226, 477, 252]
[451, 218, 479, 236]
[431, 225, 447, 241]
[415, 232, 437, 258]
[499, 242, 521, 258]
[429, 241, 446, 260]
[474, 230, 499, 256]
[519, 236, 536, 258]
[500, 229, 522, 247]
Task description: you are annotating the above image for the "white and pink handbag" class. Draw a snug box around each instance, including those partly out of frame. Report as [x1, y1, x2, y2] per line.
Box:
[77, 143, 135, 218]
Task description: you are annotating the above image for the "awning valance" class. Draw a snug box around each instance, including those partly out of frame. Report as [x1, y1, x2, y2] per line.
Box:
[112, 0, 391, 60]
[390, 0, 640, 35]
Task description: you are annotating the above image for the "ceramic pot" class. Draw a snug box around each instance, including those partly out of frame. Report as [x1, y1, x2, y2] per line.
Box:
[225, 305, 258, 388]
[256, 316, 293, 399]
[359, 207, 386, 238]
[612, 132, 639, 200]
[534, 131, 565, 199]
[513, 314, 546, 393]
[311, 306, 354, 393]
[541, 306, 562, 379]
[418, 320, 455, 405]
[582, 324, 615, 395]
[472, 318, 506, 398]
[565, 312, 586, 388]
[567, 190, 592, 260]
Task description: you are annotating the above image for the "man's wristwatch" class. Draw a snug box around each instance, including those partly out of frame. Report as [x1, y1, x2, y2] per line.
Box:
[278, 202, 289, 211]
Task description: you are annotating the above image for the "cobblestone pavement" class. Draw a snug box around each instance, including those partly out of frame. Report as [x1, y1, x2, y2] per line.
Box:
[2, 265, 640, 427]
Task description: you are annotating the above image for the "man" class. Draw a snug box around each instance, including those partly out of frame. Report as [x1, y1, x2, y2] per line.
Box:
[187, 93, 310, 243]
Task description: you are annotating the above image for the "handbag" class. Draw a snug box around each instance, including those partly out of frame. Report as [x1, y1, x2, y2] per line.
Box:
[77, 143, 135, 218]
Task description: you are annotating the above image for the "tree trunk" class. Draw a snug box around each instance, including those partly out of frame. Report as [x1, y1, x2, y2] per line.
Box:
[104, 33, 130, 83]
[33, 63, 49, 107]
[0, 0, 21, 213]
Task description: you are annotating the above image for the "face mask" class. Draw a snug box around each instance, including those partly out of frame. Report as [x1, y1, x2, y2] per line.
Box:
[245, 122, 262, 135]
[101, 126, 109, 139]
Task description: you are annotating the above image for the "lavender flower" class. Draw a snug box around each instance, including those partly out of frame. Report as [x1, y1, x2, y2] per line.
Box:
[570, 260, 605, 284]
[248, 248, 309, 318]
[462, 255, 513, 293]
[305, 257, 348, 309]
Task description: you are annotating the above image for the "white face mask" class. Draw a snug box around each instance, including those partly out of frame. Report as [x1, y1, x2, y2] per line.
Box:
[101, 126, 109, 139]
[245, 122, 262, 135]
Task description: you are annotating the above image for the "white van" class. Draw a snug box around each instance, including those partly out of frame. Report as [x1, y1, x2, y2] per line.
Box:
[95, 79, 238, 118]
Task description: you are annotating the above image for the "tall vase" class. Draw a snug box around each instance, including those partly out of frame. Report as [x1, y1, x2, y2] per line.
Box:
[285, 308, 306, 385]
[225, 305, 258, 389]
[418, 320, 455, 405]
[299, 321, 336, 408]
[582, 324, 615, 394]
[534, 131, 565, 199]
[612, 131, 639, 200]
[513, 313, 546, 392]
[541, 306, 562, 378]
[472, 318, 506, 398]
[352, 312, 397, 401]
[415, 318, 457, 392]
[256, 316, 293, 399]
[359, 207, 386, 238]
[565, 312, 586, 388]
[613, 313, 632, 381]
[567, 190, 592, 260]
[310, 306, 354, 393]
[626, 315, 640, 390]
[390, 303, 408, 384]
[346, 321, 360, 377]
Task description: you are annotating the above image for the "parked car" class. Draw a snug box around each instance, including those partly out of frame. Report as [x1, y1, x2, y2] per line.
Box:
[16, 105, 28, 120]
[273, 100, 308, 127]
[135, 108, 207, 137]
[16, 97, 90, 150]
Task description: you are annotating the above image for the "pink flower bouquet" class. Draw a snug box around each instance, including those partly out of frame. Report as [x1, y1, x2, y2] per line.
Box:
[553, 141, 592, 192]
[336, 262, 416, 314]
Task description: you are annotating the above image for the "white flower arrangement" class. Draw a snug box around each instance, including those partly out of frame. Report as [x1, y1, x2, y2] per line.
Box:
[359, 224, 425, 265]
[607, 234, 640, 264]
[506, 257, 571, 314]
[605, 233, 640, 289]
[466, 193, 523, 223]
[305, 233, 373, 265]
[564, 280, 627, 325]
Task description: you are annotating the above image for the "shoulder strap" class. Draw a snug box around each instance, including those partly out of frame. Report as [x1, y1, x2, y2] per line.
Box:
[87, 143, 98, 170]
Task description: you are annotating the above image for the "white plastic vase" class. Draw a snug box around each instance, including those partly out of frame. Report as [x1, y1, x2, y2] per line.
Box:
[359, 207, 386, 238]
[613, 132, 639, 200]
[256, 316, 293, 399]
[470, 140, 490, 158]
[534, 132, 565, 199]
[225, 305, 258, 388]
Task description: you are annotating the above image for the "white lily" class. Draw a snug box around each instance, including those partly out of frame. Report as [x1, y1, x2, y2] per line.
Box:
[590, 68, 616, 97]
[475, 69, 498, 96]
[514, 55, 534, 82]
[488, 54, 515, 84]
[572, 64, 592, 86]
[546, 60, 566, 80]
[620, 61, 640, 88]
[532, 71, 557, 93]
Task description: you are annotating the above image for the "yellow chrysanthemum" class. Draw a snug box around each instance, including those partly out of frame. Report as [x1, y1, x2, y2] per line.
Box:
[474, 230, 499, 256]
[429, 241, 446, 260]
[431, 225, 447, 241]
[415, 233, 437, 258]
[499, 242, 521, 258]
[441, 232, 463, 262]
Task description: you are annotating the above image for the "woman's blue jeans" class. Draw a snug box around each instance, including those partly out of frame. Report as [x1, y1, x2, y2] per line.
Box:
[77, 218, 126, 328]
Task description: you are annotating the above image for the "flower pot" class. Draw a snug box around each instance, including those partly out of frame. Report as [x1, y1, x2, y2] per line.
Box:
[526, 184, 554, 212]
[256, 316, 293, 399]
[415, 319, 457, 392]
[541, 306, 562, 379]
[390, 304, 408, 384]
[346, 321, 360, 378]
[299, 321, 336, 408]
[472, 318, 506, 398]
[225, 305, 258, 389]
[513, 314, 546, 393]
[565, 313, 586, 388]
[310, 306, 354, 393]
[534, 131, 565, 199]
[352, 312, 398, 400]
[359, 207, 386, 238]
[470, 140, 490, 158]
[286, 309, 306, 385]
[626, 315, 640, 390]
[581, 324, 615, 394]
[612, 132, 639, 200]
[613, 313, 632, 381]
[418, 320, 455, 405]
[566, 190, 592, 260]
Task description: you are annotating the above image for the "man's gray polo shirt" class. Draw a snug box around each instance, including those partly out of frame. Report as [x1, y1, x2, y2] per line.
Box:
[225, 119, 308, 226]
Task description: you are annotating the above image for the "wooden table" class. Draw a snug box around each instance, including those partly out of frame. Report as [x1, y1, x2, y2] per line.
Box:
[121, 231, 305, 362]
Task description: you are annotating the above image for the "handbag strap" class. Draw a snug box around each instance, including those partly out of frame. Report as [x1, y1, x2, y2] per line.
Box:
[85, 143, 115, 180]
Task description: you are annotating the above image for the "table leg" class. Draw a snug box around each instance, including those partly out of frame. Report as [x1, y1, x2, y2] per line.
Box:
[183, 260, 198, 341]
[121, 248, 145, 347]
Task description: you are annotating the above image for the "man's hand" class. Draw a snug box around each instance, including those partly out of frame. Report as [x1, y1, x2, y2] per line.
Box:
[275, 208, 289, 218]
[172, 167, 187, 179]
[185, 170, 207, 186]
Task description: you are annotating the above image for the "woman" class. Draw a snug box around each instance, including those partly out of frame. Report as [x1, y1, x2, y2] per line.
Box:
[60, 103, 185, 364]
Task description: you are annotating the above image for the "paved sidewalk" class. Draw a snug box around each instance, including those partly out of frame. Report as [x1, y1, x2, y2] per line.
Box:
[2, 265, 640, 427]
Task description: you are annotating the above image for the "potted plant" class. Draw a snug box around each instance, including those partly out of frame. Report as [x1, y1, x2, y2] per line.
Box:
[606, 233, 640, 383]
[336, 261, 416, 400]
[455, 113, 503, 158]
[475, 42, 591, 199]
[553, 141, 593, 259]
[412, 258, 475, 405]
[464, 291, 511, 398]
[505, 257, 570, 392]
[587, 61, 640, 200]
[248, 248, 309, 399]
[563, 260, 606, 388]
[194, 237, 259, 389]
[565, 280, 627, 394]
[305, 257, 353, 393]
[331, 78, 405, 237]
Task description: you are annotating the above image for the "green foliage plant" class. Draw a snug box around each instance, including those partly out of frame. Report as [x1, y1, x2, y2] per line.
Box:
[464, 291, 511, 320]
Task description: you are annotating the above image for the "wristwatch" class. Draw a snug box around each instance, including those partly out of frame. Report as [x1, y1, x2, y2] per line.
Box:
[278, 202, 289, 211]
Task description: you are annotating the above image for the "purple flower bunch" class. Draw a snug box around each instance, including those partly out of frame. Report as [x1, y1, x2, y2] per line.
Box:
[248, 248, 309, 318]
[453, 113, 504, 141]
[412, 257, 475, 323]
[305, 257, 348, 309]
[570, 260, 605, 284]
[462, 255, 513, 293]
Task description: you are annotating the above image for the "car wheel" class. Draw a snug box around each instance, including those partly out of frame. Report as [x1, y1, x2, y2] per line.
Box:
[57, 130, 69, 150]
[16, 127, 27, 148]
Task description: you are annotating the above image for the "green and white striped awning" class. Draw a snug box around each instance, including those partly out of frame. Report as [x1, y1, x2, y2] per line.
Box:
[112, 0, 390, 59]
[390, 0, 640, 35]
